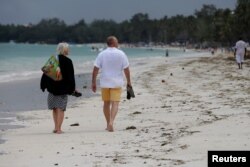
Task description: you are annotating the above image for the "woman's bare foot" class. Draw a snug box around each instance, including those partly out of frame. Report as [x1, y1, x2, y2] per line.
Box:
[56, 130, 64, 134]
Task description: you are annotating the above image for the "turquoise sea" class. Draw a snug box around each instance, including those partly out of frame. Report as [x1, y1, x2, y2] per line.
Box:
[0, 43, 201, 83]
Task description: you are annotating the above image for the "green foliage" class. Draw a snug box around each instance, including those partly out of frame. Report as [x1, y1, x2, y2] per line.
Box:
[234, 0, 250, 40]
[0, 3, 249, 46]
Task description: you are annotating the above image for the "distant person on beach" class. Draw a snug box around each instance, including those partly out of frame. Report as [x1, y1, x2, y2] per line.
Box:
[41, 42, 80, 134]
[165, 49, 169, 57]
[211, 48, 215, 55]
[234, 37, 247, 69]
[91, 36, 132, 132]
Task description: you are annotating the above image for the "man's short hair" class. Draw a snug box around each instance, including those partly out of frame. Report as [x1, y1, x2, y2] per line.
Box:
[107, 36, 117, 46]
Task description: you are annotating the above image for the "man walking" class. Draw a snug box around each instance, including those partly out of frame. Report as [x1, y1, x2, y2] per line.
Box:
[234, 37, 247, 69]
[92, 36, 131, 132]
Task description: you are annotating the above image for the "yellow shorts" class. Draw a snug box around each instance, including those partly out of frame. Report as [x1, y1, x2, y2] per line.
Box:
[101, 88, 122, 102]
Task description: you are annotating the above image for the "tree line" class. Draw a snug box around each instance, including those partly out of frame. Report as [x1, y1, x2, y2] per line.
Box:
[0, 0, 249, 47]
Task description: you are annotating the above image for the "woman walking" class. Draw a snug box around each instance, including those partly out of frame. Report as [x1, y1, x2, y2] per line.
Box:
[41, 42, 77, 134]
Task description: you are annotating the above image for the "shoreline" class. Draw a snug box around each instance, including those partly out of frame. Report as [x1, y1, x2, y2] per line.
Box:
[0, 72, 96, 137]
[1, 52, 249, 166]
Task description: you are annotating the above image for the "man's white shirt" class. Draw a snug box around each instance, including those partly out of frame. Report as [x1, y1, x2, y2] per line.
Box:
[235, 40, 247, 56]
[94, 47, 129, 88]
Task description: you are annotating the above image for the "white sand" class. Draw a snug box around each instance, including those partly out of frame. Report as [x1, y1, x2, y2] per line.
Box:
[0, 53, 250, 167]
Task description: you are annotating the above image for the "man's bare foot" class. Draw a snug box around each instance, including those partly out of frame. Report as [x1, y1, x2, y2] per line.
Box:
[107, 124, 114, 132]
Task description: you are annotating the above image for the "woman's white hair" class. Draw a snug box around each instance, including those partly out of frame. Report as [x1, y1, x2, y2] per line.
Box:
[57, 42, 69, 55]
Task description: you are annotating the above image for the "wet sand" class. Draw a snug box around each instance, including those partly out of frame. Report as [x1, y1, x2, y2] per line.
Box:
[0, 73, 95, 141]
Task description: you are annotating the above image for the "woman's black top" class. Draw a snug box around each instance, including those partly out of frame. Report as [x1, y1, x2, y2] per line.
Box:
[40, 54, 75, 95]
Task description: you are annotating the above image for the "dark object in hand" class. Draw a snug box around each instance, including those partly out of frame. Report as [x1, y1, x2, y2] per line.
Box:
[127, 85, 135, 100]
[72, 91, 82, 97]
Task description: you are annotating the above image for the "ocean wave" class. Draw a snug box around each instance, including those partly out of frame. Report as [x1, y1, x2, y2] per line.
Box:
[0, 71, 43, 83]
[0, 61, 94, 83]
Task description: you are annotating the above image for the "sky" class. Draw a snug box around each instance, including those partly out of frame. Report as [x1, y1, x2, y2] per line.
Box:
[0, 0, 237, 25]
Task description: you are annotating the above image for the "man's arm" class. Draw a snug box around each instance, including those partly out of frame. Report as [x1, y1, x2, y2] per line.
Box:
[92, 66, 99, 92]
[124, 67, 131, 87]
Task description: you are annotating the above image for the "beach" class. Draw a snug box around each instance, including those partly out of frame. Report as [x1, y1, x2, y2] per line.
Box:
[0, 53, 250, 166]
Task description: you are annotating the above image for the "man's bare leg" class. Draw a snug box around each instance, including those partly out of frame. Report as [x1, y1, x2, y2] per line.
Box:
[103, 101, 111, 130]
[108, 101, 119, 132]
